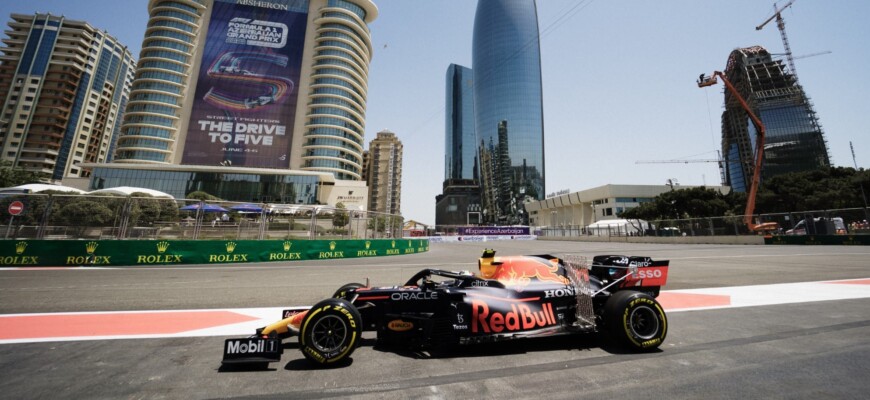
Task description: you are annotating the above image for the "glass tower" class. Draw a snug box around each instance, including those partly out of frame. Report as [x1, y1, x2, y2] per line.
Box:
[721, 46, 830, 192]
[472, 0, 544, 224]
[444, 64, 476, 181]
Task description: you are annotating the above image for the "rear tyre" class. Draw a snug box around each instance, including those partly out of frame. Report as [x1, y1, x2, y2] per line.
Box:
[332, 283, 364, 300]
[603, 290, 667, 351]
[299, 298, 362, 365]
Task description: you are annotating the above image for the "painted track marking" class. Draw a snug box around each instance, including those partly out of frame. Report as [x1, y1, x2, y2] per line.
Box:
[0, 278, 868, 344]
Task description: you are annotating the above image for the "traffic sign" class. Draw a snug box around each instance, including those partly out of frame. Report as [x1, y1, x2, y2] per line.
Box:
[8, 201, 24, 216]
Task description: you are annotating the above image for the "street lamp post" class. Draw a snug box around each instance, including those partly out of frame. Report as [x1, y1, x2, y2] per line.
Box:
[851, 142, 869, 221]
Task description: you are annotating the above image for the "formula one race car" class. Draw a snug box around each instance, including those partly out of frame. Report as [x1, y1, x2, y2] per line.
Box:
[221, 250, 670, 366]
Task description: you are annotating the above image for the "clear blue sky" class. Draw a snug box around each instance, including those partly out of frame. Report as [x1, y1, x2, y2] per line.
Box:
[4, 0, 868, 224]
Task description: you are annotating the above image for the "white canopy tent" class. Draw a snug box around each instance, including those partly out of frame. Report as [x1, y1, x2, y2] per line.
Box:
[0, 183, 86, 194]
[586, 219, 650, 236]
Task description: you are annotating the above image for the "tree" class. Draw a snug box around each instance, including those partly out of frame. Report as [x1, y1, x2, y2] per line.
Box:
[185, 191, 221, 201]
[621, 187, 735, 221]
[0, 161, 49, 187]
[129, 193, 168, 226]
[56, 199, 113, 236]
[332, 202, 349, 229]
[755, 167, 870, 213]
[367, 216, 387, 235]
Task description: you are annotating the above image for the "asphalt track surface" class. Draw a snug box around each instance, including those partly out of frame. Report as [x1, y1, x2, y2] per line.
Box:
[1, 241, 869, 399]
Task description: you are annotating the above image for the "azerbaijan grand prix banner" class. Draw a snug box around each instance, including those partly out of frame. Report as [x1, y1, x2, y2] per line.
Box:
[182, 0, 309, 168]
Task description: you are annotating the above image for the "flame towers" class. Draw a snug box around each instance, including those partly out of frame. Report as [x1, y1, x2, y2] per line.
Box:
[473, 0, 544, 224]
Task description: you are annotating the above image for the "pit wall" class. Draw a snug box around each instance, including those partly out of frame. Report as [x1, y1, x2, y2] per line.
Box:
[0, 239, 430, 267]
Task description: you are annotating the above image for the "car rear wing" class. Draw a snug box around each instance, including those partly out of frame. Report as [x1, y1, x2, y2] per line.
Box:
[590, 255, 669, 297]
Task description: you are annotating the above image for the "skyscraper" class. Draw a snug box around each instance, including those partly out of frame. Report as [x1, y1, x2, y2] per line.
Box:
[113, 0, 378, 181]
[472, 0, 544, 224]
[444, 64, 476, 182]
[0, 13, 135, 181]
[436, 63, 479, 227]
[721, 46, 830, 192]
[366, 129, 402, 215]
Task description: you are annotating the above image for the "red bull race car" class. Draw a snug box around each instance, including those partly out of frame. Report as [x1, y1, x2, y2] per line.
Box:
[221, 250, 670, 367]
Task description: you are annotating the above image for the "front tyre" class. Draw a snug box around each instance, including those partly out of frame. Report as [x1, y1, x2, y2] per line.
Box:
[299, 298, 362, 365]
[332, 282, 364, 300]
[603, 290, 667, 351]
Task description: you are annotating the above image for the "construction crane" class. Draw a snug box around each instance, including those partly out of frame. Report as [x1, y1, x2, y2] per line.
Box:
[636, 156, 729, 188]
[697, 72, 777, 233]
[756, 0, 800, 83]
[772, 50, 832, 61]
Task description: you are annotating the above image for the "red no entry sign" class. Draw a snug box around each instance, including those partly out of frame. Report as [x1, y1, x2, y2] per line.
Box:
[8, 201, 24, 216]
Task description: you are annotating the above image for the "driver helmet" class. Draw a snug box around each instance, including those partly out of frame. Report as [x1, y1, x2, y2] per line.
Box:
[478, 249, 497, 279]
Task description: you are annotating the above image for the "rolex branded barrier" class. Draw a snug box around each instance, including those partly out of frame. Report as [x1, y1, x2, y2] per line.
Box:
[0, 239, 430, 267]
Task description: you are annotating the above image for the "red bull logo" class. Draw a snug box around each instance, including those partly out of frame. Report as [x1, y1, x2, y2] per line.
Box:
[471, 300, 557, 333]
[490, 257, 570, 288]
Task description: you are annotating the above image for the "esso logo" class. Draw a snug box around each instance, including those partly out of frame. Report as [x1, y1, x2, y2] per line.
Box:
[637, 269, 662, 279]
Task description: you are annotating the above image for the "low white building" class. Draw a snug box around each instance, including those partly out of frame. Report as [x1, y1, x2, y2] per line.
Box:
[525, 184, 730, 228]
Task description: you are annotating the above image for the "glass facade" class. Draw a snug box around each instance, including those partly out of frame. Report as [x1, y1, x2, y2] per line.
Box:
[721, 46, 830, 192]
[472, 0, 544, 224]
[444, 64, 477, 181]
[90, 167, 321, 203]
[114, 0, 204, 164]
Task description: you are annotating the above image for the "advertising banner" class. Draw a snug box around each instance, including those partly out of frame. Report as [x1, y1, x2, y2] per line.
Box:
[182, 0, 309, 168]
[456, 226, 531, 236]
[424, 235, 536, 243]
[0, 239, 430, 267]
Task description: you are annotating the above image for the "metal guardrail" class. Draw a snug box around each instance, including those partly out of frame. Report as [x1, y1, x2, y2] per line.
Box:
[0, 193, 405, 241]
[535, 207, 869, 238]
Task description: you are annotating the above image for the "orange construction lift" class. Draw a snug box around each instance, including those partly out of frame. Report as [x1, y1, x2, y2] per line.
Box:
[698, 72, 778, 233]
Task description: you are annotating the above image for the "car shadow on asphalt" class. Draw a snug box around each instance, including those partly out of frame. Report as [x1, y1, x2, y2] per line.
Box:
[217, 363, 279, 373]
[280, 338, 379, 370]
[374, 334, 602, 360]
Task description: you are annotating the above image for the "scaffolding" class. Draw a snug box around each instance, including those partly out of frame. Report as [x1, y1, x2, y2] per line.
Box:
[721, 46, 830, 192]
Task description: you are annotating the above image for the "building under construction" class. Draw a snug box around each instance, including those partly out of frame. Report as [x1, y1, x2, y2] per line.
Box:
[721, 45, 830, 192]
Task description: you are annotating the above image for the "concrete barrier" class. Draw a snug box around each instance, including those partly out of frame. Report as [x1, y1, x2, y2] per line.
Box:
[538, 235, 765, 245]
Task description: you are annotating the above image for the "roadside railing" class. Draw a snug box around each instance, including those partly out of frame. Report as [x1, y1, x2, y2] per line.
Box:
[0, 193, 405, 241]
[536, 207, 870, 238]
